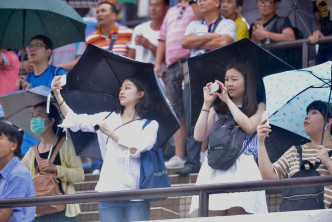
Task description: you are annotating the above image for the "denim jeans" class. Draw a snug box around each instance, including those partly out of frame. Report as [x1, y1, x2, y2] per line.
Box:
[33, 210, 76, 222]
[99, 200, 150, 222]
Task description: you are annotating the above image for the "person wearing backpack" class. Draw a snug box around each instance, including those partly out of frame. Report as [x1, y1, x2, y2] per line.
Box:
[189, 60, 268, 217]
[257, 100, 332, 210]
[21, 102, 84, 221]
[51, 76, 159, 222]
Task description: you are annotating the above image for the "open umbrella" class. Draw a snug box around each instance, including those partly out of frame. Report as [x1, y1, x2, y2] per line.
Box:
[263, 61, 332, 141]
[241, 0, 316, 38]
[187, 38, 307, 162]
[0, 85, 55, 140]
[61, 43, 180, 160]
[187, 38, 294, 126]
[0, 0, 86, 49]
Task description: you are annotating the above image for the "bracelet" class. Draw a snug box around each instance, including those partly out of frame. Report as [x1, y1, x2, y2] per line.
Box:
[59, 100, 64, 106]
[201, 108, 210, 113]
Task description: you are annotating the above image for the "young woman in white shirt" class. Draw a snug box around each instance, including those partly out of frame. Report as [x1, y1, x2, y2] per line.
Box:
[51, 76, 159, 222]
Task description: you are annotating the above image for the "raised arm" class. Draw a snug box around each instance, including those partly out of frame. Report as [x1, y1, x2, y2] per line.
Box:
[257, 118, 277, 180]
[51, 76, 72, 117]
[214, 80, 265, 133]
[194, 82, 218, 141]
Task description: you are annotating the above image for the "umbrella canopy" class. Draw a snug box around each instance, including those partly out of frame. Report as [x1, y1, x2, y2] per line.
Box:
[241, 0, 316, 38]
[0, 85, 55, 140]
[187, 38, 293, 127]
[263, 61, 332, 140]
[61, 44, 180, 160]
[0, 0, 86, 49]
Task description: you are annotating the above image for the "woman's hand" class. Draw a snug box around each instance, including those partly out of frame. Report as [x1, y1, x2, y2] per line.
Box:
[51, 76, 63, 96]
[214, 80, 230, 104]
[98, 120, 113, 137]
[316, 145, 330, 165]
[39, 158, 57, 173]
[202, 82, 217, 108]
[256, 118, 271, 143]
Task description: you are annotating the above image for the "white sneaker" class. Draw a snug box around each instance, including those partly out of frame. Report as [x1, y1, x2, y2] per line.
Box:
[200, 151, 207, 166]
[165, 156, 185, 169]
[92, 169, 100, 174]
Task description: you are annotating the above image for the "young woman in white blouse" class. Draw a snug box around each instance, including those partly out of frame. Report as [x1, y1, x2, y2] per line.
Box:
[51, 76, 159, 222]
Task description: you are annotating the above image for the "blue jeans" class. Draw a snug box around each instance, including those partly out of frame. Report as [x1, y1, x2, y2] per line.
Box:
[99, 200, 150, 222]
[183, 84, 202, 171]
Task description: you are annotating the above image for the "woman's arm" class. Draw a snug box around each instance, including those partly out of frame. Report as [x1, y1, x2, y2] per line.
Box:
[214, 80, 265, 133]
[194, 82, 219, 141]
[51, 76, 72, 117]
[257, 118, 277, 180]
[55, 139, 84, 183]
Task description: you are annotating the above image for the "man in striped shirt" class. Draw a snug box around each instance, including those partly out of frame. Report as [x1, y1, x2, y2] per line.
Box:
[85, 1, 132, 57]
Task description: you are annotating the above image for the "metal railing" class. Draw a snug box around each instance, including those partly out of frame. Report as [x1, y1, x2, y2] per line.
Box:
[263, 36, 332, 68]
[0, 175, 332, 218]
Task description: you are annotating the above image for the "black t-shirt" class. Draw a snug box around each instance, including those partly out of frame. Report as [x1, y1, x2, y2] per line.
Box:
[249, 15, 301, 68]
[313, 0, 332, 36]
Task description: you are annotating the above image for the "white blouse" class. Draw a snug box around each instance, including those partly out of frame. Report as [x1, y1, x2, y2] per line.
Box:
[59, 111, 159, 192]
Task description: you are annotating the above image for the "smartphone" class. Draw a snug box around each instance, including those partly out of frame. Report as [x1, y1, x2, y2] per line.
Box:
[60, 75, 67, 87]
[262, 111, 269, 126]
[209, 82, 219, 94]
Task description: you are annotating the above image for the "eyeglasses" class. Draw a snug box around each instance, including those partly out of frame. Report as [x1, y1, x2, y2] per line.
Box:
[177, 6, 186, 20]
[256, 0, 275, 6]
[27, 43, 46, 50]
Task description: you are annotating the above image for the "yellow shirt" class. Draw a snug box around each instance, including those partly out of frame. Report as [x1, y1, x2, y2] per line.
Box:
[235, 17, 249, 41]
[21, 138, 84, 217]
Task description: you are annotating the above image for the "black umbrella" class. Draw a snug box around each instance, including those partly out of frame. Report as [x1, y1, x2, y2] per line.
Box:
[187, 38, 304, 161]
[61, 44, 180, 160]
[187, 38, 294, 126]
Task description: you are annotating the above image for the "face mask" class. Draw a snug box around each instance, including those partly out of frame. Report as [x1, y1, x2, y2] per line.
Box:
[30, 117, 46, 136]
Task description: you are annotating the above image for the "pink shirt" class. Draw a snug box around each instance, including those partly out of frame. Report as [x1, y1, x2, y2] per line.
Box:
[159, 4, 195, 67]
[0, 51, 19, 96]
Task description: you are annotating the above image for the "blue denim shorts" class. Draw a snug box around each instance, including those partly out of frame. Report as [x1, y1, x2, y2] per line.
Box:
[98, 200, 150, 222]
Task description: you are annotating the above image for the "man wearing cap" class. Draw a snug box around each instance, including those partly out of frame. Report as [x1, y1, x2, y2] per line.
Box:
[86, 1, 132, 57]
[177, 0, 235, 175]
[154, 0, 196, 169]
[0, 122, 35, 221]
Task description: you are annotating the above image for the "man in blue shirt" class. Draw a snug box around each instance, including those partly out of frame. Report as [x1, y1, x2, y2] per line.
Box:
[16, 35, 67, 156]
[0, 122, 35, 221]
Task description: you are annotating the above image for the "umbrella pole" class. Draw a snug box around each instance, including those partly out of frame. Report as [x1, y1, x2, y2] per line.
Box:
[19, 10, 27, 88]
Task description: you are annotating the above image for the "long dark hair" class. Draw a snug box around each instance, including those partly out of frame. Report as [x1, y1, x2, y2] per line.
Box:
[117, 77, 152, 119]
[214, 60, 258, 117]
[306, 100, 332, 135]
[34, 102, 62, 135]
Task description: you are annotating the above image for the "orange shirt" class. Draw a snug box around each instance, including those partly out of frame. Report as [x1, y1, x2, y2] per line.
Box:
[86, 25, 132, 57]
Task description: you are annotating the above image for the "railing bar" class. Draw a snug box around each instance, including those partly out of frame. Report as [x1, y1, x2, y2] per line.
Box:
[1, 176, 332, 208]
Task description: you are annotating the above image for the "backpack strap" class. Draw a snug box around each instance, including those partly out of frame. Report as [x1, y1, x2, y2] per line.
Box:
[33, 145, 42, 168]
[210, 16, 222, 33]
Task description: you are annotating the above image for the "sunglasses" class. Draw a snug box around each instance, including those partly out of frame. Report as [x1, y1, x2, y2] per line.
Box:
[177, 6, 186, 20]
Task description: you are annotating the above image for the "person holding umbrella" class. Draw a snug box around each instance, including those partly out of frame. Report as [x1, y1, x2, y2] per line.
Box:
[257, 100, 332, 209]
[21, 102, 84, 221]
[51, 75, 159, 222]
[189, 60, 268, 216]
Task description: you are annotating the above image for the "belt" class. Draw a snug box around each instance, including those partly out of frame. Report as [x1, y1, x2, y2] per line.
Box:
[170, 58, 187, 67]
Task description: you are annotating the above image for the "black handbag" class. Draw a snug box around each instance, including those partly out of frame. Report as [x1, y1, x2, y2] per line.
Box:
[207, 113, 255, 170]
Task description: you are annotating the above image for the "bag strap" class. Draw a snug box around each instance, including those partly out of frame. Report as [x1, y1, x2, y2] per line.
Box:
[49, 137, 65, 164]
[109, 27, 119, 51]
[210, 16, 222, 33]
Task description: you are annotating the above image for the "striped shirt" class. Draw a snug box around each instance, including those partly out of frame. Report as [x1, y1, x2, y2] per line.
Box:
[159, 4, 195, 67]
[86, 25, 132, 57]
[273, 143, 332, 208]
